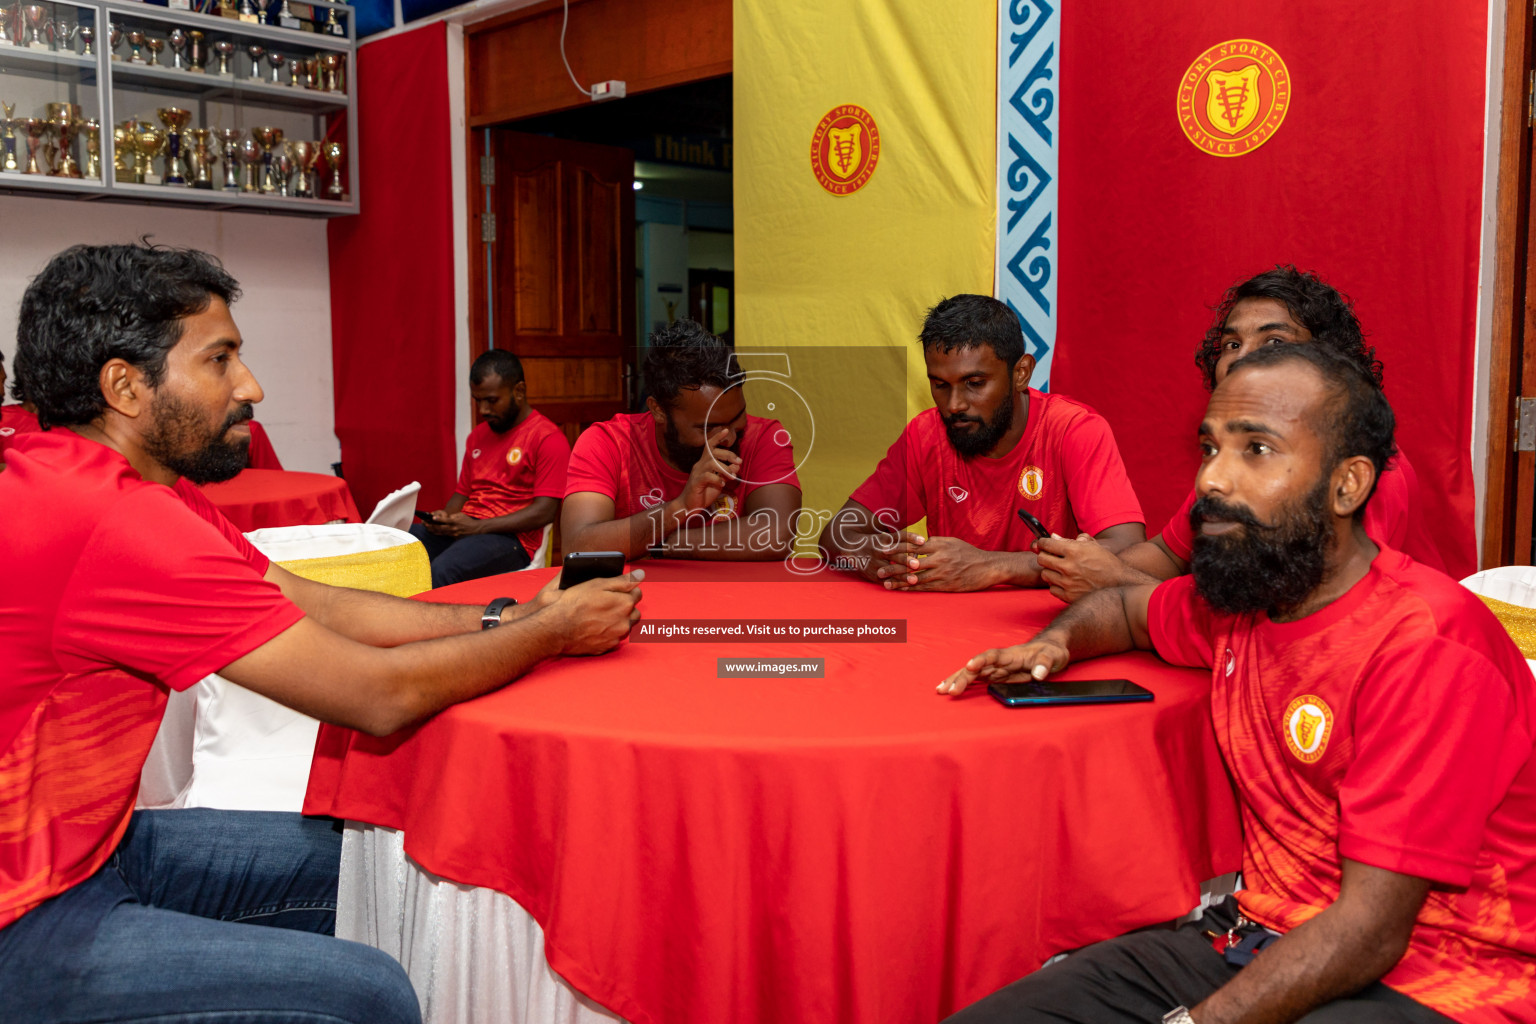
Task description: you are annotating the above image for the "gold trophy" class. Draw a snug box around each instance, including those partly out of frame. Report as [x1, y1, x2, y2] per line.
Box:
[287, 139, 319, 198]
[321, 139, 344, 199]
[186, 127, 215, 188]
[108, 24, 120, 60]
[236, 136, 261, 193]
[125, 28, 144, 63]
[45, 102, 81, 177]
[134, 124, 166, 184]
[250, 125, 282, 193]
[16, 118, 46, 174]
[156, 107, 191, 185]
[145, 36, 164, 67]
[82, 119, 100, 179]
[112, 119, 139, 182]
[270, 149, 293, 197]
[19, 5, 46, 49]
[318, 53, 343, 93]
[213, 127, 242, 190]
[0, 101, 17, 173]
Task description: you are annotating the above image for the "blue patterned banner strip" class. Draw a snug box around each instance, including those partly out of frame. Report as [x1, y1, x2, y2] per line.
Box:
[996, 0, 1059, 390]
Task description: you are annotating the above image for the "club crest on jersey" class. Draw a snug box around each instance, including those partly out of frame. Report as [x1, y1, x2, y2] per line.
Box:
[709, 493, 739, 521]
[1177, 39, 1290, 158]
[639, 488, 665, 510]
[948, 486, 969, 503]
[1283, 695, 1333, 764]
[1018, 465, 1044, 501]
[506, 447, 524, 466]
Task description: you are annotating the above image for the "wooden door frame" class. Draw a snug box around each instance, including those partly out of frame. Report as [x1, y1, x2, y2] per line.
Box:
[1484, 0, 1535, 567]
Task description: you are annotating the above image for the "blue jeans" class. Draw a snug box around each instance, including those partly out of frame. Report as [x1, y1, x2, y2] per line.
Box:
[409, 522, 531, 588]
[0, 809, 421, 1024]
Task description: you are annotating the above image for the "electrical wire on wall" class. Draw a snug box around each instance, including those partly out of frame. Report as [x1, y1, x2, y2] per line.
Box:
[560, 0, 587, 98]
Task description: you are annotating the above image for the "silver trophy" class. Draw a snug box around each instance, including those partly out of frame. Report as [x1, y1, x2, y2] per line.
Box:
[125, 29, 145, 64]
[214, 127, 242, 190]
[265, 50, 285, 86]
[244, 43, 264, 81]
[19, 5, 48, 49]
[168, 28, 186, 69]
[108, 24, 121, 60]
[78, 23, 92, 55]
[237, 136, 261, 193]
[212, 39, 234, 76]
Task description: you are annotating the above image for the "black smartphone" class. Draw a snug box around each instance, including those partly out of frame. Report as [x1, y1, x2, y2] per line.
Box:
[987, 679, 1154, 707]
[1016, 508, 1049, 540]
[559, 551, 626, 589]
[412, 509, 438, 523]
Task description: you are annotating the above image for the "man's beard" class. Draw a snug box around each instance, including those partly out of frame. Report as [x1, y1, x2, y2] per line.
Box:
[664, 416, 744, 471]
[942, 398, 1014, 458]
[487, 410, 517, 433]
[141, 392, 254, 485]
[1189, 478, 1333, 616]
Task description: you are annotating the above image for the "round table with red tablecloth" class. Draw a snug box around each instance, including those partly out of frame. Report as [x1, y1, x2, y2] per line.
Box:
[200, 468, 359, 532]
[304, 559, 1241, 1024]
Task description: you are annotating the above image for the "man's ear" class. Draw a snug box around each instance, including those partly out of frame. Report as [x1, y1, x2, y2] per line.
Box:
[513, 380, 527, 404]
[645, 395, 666, 427]
[1330, 455, 1378, 518]
[1014, 353, 1036, 392]
[99, 358, 149, 420]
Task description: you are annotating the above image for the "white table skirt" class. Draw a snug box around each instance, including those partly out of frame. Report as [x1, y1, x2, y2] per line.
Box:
[338, 823, 626, 1024]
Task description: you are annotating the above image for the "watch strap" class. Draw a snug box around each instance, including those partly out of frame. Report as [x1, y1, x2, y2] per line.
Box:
[481, 596, 517, 630]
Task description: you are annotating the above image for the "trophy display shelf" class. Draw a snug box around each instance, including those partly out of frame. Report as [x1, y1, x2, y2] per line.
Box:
[100, 2, 352, 51]
[0, 45, 96, 72]
[105, 62, 348, 111]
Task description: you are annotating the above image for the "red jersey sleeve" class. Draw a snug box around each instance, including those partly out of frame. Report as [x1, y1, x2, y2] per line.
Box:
[1338, 639, 1526, 887]
[566, 423, 624, 500]
[1146, 575, 1219, 669]
[848, 426, 921, 528]
[54, 486, 305, 692]
[1160, 488, 1199, 562]
[455, 432, 477, 499]
[175, 478, 270, 574]
[531, 425, 572, 500]
[1057, 412, 1144, 535]
[741, 418, 800, 500]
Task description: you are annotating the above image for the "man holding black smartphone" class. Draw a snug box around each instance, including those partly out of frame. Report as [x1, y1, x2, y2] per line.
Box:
[819, 294, 1145, 592]
[939, 344, 1534, 1024]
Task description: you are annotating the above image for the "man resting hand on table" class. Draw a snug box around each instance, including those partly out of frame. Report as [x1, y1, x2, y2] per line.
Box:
[937, 343, 1535, 1024]
[819, 294, 1144, 592]
[0, 243, 642, 1024]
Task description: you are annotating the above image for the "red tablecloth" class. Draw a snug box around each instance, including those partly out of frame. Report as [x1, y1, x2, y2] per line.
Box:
[305, 561, 1241, 1024]
[200, 469, 360, 532]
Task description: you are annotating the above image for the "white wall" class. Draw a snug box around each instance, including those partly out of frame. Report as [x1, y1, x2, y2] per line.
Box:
[0, 193, 338, 473]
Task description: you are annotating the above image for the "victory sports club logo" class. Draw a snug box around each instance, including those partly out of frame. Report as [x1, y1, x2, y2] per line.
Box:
[1177, 39, 1290, 157]
[1283, 695, 1334, 764]
[506, 446, 524, 466]
[811, 104, 880, 196]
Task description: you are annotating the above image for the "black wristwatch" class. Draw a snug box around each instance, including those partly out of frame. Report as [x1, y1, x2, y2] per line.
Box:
[481, 596, 517, 630]
[646, 544, 667, 559]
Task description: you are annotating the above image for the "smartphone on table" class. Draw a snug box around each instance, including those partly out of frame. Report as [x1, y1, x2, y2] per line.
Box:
[559, 551, 626, 589]
[988, 679, 1154, 707]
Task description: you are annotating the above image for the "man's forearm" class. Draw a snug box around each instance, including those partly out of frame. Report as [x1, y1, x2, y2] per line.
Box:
[273, 568, 535, 646]
[1035, 586, 1146, 659]
[663, 512, 793, 561]
[467, 504, 557, 536]
[994, 550, 1044, 587]
[1120, 537, 1187, 581]
[566, 501, 686, 559]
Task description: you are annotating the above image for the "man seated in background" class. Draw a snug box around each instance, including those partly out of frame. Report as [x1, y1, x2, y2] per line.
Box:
[411, 348, 570, 587]
[939, 343, 1534, 1024]
[0, 243, 642, 1024]
[0, 349, 39, 471]
[819, 293, 1144, 592]
[1036, 266, 1445, 603]
[562, 318, 802, 560]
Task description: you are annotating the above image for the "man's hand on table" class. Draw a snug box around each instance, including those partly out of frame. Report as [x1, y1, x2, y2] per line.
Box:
[875, 533, 1007, 592]
[936, 632, 1070, 696]
[1036, 533, 1129, 603]
[541, 569, 645, 655]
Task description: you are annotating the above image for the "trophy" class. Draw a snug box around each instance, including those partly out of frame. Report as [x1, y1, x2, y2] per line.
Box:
[45, 103, 81, 178]
[156, 107, 191, 184]
[145, 36, 163, 66]
[293, 56, 315, 89]
[213, 127, 242, 190]
[0, 102, 16, 173]
[0, 4, 13, 45]
[244, 43, 263, 81]
[16, 118, 46, 174]
[250, 125, 281, 192]
[186, 29, 206, 72]
[19, 5, 47, 48]
[286, 140, 318, 197]
[256, 0, 268, 22]
[82, 119, 100, 179]
[108, 24, 120, 60]
[126, 29, 145, 63]
[78, 23, 92, 55]
[276, 0, 299, 30]
[57, 20, 78, 54]
[212, 39, 233, 75]
[318, 52, 343, 93]
[133, 124, 166, 184]
[236, 136, 261, 193]
[270, 149, 293, 197]
[237, 0, 256, 22]
[168, 28, 186, 69]
[112, 120, 138, 181]
[265, 50, 285, 85]
[321, 139, 343, 199]
[186, 127, 215, 188]
[324, 3, 343, 37]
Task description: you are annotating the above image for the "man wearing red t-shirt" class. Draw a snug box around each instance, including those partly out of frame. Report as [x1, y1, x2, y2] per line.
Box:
[940, 344, 1534, 1024]
[563, 318, 802, 560]
[1038, 266, 1446, 604]
[0, 244, 643, 1024]
[0, 348, 40, 471]
[819, 294, 1144, 592]
[411, 348, 570, 586]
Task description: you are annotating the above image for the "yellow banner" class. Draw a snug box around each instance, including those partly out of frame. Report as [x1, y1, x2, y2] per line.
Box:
[734, 0, 995, 543]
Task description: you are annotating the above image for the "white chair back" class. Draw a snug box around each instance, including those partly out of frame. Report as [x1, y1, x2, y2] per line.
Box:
[365, 481, 422, 533]
[1461, 565, 1536, 607]
[522, 523, 554, 570]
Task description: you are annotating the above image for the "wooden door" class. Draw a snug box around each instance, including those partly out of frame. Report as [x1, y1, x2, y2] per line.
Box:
[478, 130, 636, 428]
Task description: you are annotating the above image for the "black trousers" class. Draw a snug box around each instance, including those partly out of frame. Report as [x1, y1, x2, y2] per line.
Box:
[943, 900, 1454, 1024]
[408, 523, 532, 588]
